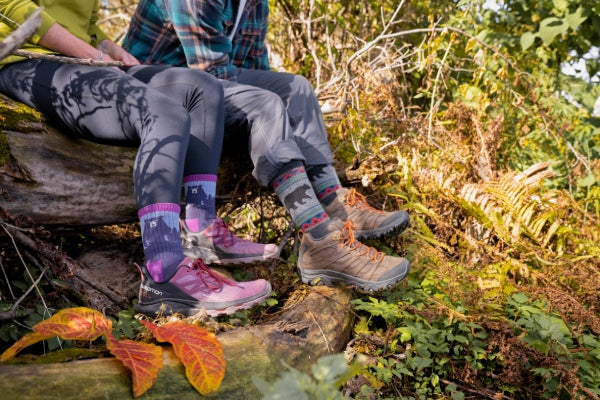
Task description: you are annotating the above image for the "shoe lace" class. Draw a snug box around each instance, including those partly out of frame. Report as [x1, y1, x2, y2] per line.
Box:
[212, 218, 239, 247]
[186, 258, 237, 290]
[345, 189, 384, 214]
[339, 220, 385, 262]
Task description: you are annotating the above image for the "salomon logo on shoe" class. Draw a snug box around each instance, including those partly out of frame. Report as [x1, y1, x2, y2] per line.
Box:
[141, 284, 162, 296]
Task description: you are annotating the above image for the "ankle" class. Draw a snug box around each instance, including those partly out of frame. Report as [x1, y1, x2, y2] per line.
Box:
[320, 187, 342, 206]
[185, 217, 213, 233]
[146, 255, 185, 283]
[305, 218, 331, 240]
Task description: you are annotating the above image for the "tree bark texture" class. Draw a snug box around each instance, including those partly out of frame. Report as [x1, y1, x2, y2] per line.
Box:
[0, 124, 139, 228]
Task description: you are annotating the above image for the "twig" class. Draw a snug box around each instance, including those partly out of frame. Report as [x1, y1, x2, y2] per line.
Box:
[427, 23, 454, 146]
[9, 265, 48, 313]
[308, 309, 333, 354]
[1, 223, 51, 314]
[0, 257, 16, 299]
[0, 221, 126, 307]
[12, 49, 125, 67]
[440, 378, 515, 400]
[0, 8, 42, 61]
[0, 308, 35, 321]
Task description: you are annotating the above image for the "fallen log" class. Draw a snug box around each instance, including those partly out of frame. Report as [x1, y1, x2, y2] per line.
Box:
[0, 93, 139, 227]
[0, 286, 354, 400]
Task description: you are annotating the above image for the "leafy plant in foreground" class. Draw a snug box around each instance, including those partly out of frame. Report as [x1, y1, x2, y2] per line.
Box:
[506, 293, 600, 398]
[0, 307, 225, 397]
[252, 353, 355, 400]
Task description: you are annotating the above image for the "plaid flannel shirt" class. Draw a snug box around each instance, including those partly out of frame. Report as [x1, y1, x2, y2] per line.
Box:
[123, 0, 270, 80]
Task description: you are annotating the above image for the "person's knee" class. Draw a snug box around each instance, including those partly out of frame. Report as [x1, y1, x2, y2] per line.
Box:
[291, 74, 314, 96]
[258, 90, 286, 116]
[164, 103, 192, 133]
[200, 75, 224, 107]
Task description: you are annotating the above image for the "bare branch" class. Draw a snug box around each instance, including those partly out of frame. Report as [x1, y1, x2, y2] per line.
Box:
[0, 8, 42, 61]
[12, 49, 125, 67]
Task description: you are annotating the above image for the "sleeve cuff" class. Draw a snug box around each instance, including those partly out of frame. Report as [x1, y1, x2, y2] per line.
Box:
[30, 9, 57, 44]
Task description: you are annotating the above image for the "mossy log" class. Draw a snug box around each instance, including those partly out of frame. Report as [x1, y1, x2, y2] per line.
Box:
[0, 286, 354, 400]
[0, 93, 138, 227]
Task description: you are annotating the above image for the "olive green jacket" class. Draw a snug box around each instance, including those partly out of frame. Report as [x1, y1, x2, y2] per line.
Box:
[0, 0, 108, 65]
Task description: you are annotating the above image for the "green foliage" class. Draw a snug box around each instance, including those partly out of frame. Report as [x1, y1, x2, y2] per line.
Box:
[2, 1, 600, 399]
[252, 354, 353, 400]
[109, 308, 144, 340]
[351, 288, 495, 398]
[347, 279, 600, 399]
[505, 293, 600, 398]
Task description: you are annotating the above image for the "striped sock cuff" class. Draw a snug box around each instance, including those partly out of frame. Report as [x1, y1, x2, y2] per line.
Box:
[138, 203, 181, 219]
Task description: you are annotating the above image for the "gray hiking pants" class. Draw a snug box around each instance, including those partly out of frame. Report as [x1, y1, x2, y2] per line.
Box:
[220, 69, 334, 187]
[0, 60, 224, 209]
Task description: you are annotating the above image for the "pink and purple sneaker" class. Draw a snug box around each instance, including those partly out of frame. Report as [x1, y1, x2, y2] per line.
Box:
[134, 258, 272, 317]
[181, 218, 279, 265]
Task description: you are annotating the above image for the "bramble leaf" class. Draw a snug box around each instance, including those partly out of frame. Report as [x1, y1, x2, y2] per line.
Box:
[141, 320, 225, 395]
[0, 307, 112, 361]
[106, 335, 163, 398]
[33, 307, 113, 339]
[0, 331, 46, 361]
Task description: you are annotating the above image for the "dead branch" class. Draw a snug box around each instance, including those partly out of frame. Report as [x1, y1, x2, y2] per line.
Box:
[0, 219, 128, 309]
[0, 8, 42, 61]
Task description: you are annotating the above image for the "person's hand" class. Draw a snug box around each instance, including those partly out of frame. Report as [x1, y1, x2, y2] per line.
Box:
[109, 46, 140, 66]
[98, 40, 140, 66]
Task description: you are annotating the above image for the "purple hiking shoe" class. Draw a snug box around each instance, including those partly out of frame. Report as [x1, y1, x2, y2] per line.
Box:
[134, 258, 272, 317]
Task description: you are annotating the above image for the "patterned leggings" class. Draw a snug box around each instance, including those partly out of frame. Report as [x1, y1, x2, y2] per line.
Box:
[0, 60, 224, 208]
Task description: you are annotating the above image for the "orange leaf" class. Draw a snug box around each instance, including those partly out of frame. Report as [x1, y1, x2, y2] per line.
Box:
[106, 335, 163, 398]
[141, 320, 225, 395]
[34, 307, 112, 339]
[1, 331, 46, 361]
[1, 307, 112, 361]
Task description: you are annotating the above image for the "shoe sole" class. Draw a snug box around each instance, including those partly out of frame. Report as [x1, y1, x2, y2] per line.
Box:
[183, 247, 279, 265]
[134, 282, 272, 317]
[297, 261, 409, 292]
[355, 211, 410, 240]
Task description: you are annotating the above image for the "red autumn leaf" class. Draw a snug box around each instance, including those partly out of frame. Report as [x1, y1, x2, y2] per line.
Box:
[106, 335, 163, 398]
[1, 307, 112, 361]
[33, 307, 113, 339]
[141, 320, 225, 395]
[1, 331, 46, 361]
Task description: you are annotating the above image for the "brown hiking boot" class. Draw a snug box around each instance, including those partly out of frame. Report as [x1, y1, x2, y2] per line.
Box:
[297, 219, 410, 292]
[323, 188, 410, 240]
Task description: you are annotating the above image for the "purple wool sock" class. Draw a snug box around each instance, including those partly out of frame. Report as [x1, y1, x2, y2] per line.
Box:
[184, 174, 217, 232]
[139, 203, 184, 282]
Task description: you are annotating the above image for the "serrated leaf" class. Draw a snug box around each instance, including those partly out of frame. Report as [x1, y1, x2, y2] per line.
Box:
[1, 307, 112, 361]
[0, 331, 46, 361]
[106, 335, 163, 398]
[142, 320, 225, 395]
[33, 307, 113, 339]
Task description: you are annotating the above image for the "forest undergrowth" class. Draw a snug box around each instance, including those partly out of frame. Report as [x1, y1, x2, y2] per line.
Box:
[1, 0, 600, 399]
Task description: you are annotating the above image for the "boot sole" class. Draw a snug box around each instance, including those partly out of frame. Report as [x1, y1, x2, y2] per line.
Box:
[355, 211, 410, 240]
[183, 247, 280, 265]
[134, 283, 272, 317]
[297, 261, 409, 292]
